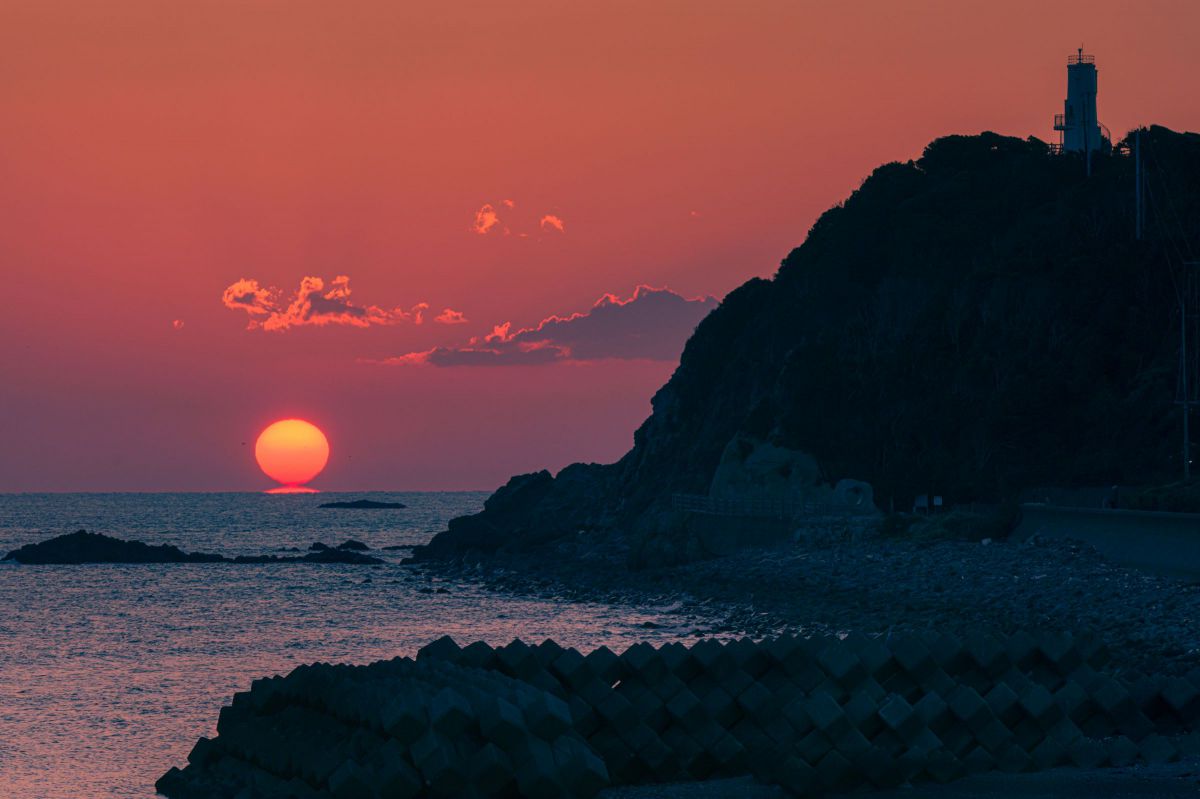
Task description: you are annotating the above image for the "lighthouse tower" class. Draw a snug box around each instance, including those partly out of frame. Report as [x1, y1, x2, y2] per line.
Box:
[1053, 49, 1103, 158]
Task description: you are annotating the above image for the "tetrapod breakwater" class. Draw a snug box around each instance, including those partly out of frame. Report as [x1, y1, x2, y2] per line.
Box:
[159, 629, 1200, 798]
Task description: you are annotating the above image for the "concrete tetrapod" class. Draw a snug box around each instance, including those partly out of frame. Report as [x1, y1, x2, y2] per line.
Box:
[161, 630, 1200, 798]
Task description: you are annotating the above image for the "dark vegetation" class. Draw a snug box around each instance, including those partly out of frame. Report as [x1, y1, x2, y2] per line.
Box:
[417, 127, 1200, 565]
[879, 504, 1022, 544]
[1125, 480, 1200, 513]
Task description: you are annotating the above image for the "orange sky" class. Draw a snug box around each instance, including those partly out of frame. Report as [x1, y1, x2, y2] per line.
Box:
[2, 1, 1198, 491]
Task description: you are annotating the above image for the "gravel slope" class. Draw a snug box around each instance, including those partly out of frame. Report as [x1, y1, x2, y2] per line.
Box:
[431, 535, 1200, 676]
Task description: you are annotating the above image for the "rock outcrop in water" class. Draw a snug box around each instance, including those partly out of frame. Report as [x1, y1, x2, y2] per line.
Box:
[3, 530, 225, 564]
[309, 539, 372, 552]
[293, 549, 382, 565]
[414, 127, 1200, 566]
[4, 530, 384, 565]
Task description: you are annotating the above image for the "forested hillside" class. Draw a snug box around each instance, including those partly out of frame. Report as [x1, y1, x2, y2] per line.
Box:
[418, 127, 1200, 564]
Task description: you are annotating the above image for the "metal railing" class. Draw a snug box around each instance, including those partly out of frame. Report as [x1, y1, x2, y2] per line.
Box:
[1053, 114, 1067, 130]
[671, 493, 873, 521]
[1068, 54, 1095, 65]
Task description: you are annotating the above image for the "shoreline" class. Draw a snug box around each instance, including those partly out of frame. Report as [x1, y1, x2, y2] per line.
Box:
[419, 533, 1200, 677]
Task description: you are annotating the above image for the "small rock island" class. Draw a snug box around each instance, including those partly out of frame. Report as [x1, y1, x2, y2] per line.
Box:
[318, 499, 406, 509]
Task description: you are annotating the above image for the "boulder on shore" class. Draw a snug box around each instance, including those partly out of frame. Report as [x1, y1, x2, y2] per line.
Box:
[708, 434, 823, 500]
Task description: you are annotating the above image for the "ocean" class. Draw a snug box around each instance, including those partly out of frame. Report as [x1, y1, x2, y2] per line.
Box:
[0, 493, 692, 799]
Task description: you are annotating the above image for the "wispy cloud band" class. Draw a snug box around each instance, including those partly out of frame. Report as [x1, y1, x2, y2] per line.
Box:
[383, 285, 716, 367]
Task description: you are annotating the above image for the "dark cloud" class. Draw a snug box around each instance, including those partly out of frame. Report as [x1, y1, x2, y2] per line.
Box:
[383, 285, 717, 367]
[391, 344, 565, 367]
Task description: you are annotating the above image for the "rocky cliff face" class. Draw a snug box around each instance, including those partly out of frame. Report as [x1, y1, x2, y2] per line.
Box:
[416, 127, 1200, 565]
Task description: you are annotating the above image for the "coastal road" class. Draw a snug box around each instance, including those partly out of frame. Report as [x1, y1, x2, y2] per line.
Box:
[1015, 504, 1200, 580]
[838, 761, 1200, 798]
[598, 759, 1200, 798]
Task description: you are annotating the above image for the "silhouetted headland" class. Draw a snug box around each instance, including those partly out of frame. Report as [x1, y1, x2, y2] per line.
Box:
[414, 126, 1200, 569]
[4, 530, 383, 565]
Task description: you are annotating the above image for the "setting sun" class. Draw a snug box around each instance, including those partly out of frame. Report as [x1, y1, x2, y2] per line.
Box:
[254, 419, 329, 491]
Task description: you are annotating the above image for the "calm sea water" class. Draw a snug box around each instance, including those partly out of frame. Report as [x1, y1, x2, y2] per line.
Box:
[0, 493, 696, 799]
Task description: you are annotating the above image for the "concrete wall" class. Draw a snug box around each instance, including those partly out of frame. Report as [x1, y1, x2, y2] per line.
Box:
[1014, 504, 1200, 580]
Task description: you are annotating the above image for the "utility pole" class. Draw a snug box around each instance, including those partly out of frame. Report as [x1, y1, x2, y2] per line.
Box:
[1182, 261, 1200, 480]
[1135, 129, 1143, 240]
[1183, 288, 1191, 480]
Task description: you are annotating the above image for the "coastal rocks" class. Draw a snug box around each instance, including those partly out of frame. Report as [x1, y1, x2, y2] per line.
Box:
[622, 440, 882, 568]
[708, 435, 823, 500]
[628, 506, 703, 568]
[414, 471, 554, 559]
[309, 539, 371, 552]
[709, 437, 880, 520]
[3, 530, 224, 564]
[486, 470, 557, 516]
[292, 549, 383, 566]
[833, 478, 875, 510]
[4, 530, 383, 566]
[415, 512, 503, 560]
[422, 435, 886, 570]
[414, 465, 616, 561]
[318, 499, 407, 509]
